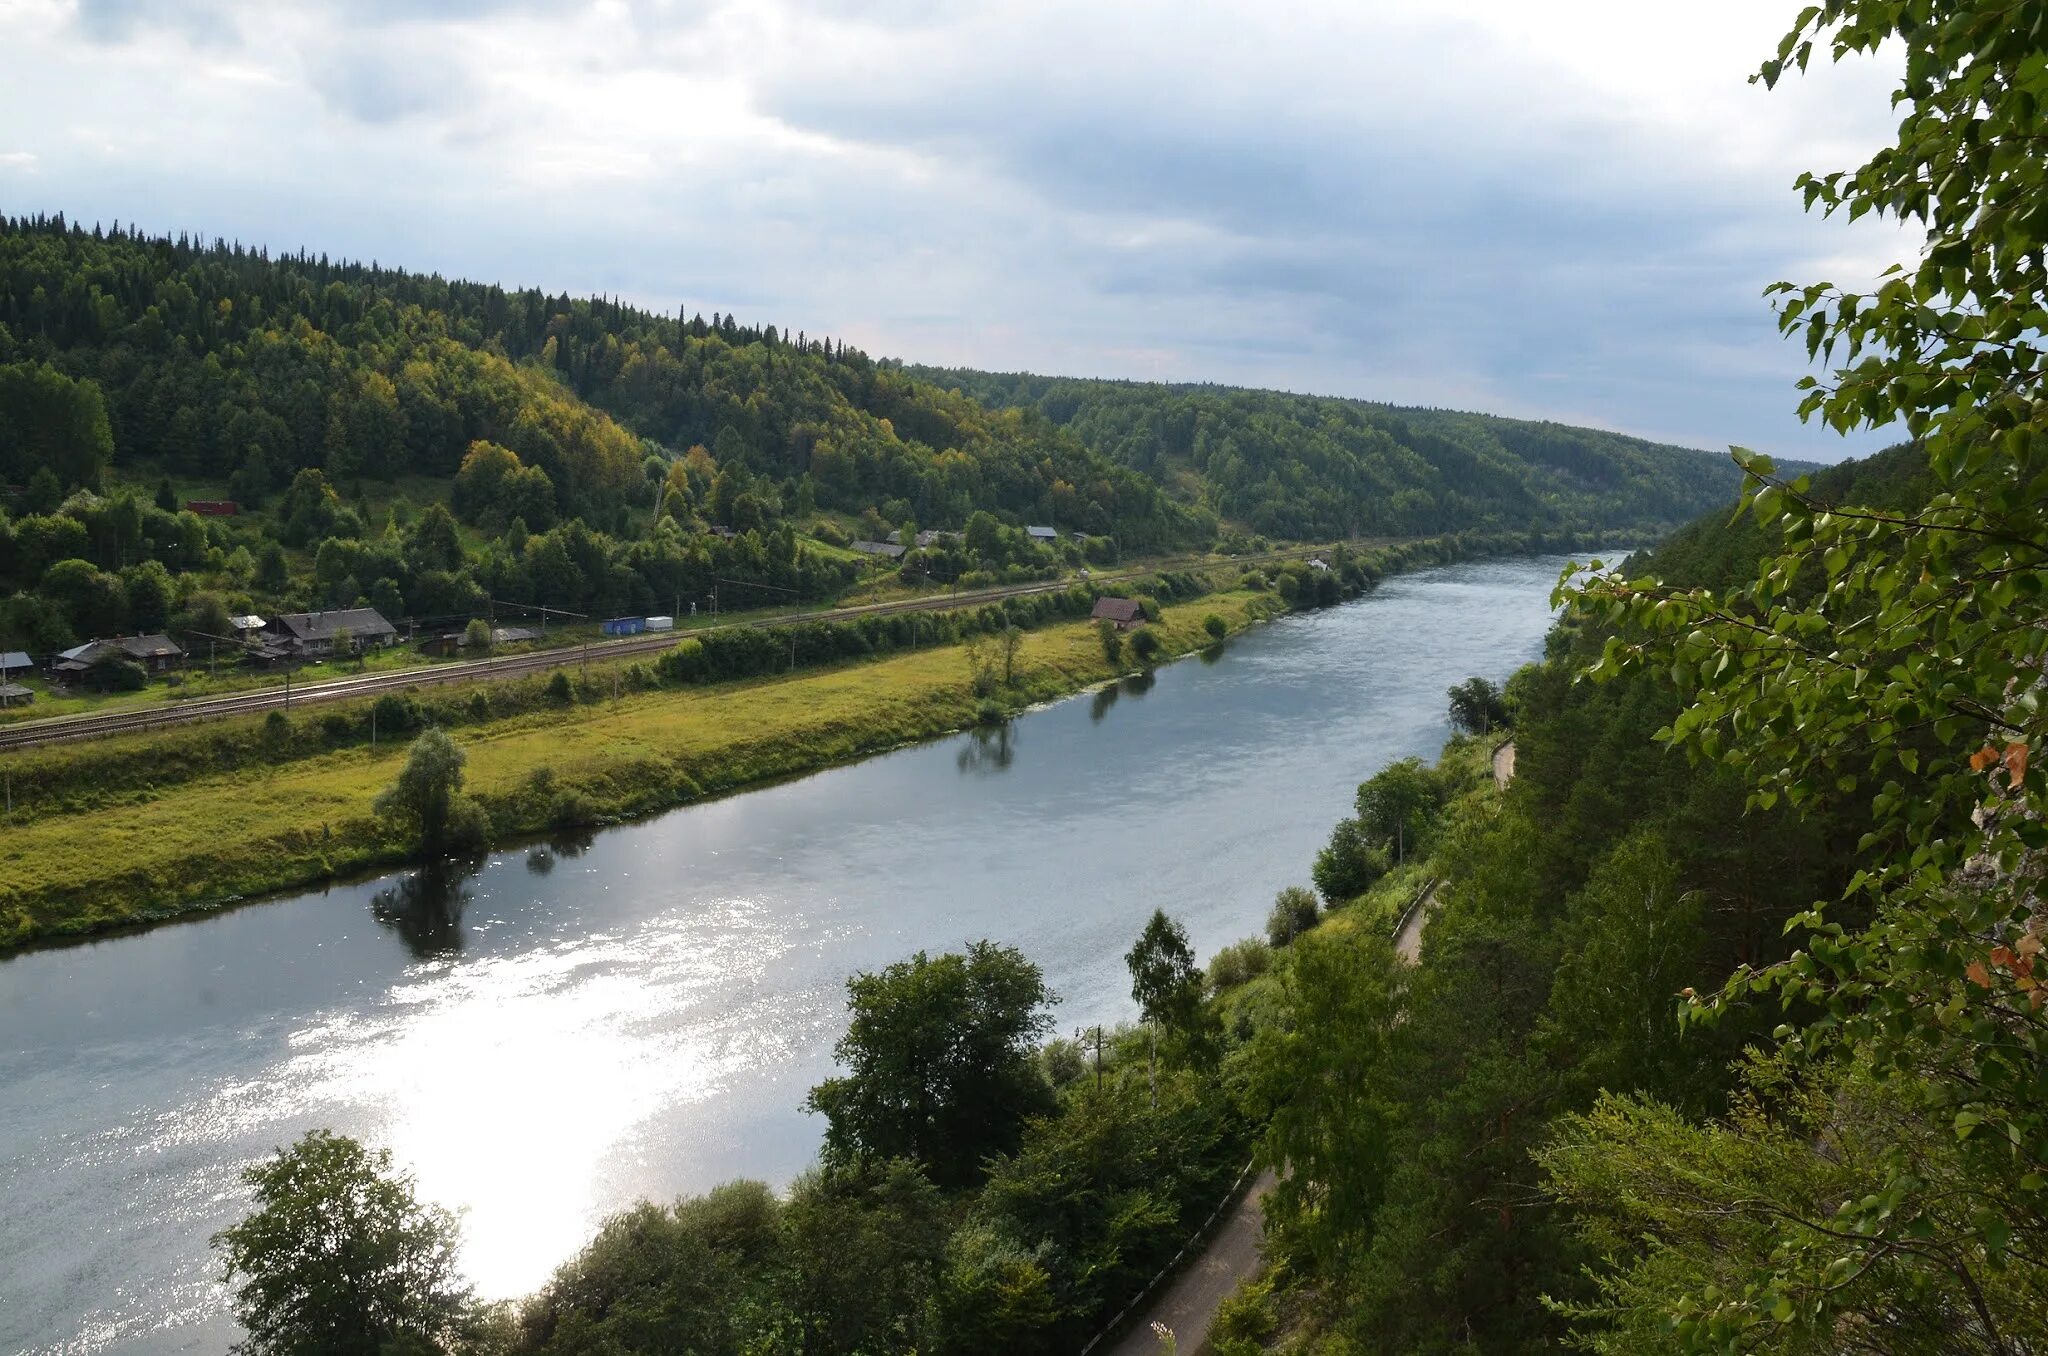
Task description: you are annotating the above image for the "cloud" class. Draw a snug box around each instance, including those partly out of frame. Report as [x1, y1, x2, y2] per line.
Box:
[307, 39, 472, 124]
[3, 0, 1909, 459]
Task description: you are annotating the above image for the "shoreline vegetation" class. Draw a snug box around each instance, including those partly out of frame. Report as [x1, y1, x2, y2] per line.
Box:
[0, 534, 1499, 951]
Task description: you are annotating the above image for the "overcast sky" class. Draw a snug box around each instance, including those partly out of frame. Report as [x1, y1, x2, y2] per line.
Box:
[1, 0, 1910, 460]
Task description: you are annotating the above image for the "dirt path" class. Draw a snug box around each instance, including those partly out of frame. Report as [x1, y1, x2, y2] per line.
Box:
[1107, 1171, 1278, 1356]
[1393, 879, 1440, 963]
[1492, 738, 1516, 789]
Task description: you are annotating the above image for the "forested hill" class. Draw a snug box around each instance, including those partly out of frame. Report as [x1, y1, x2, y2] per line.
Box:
[911, 367, 1757, 540]
[0, 214, 1194, 549]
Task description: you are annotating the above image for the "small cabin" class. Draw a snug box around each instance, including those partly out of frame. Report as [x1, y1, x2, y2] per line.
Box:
[602, 617, 647, 637]
[1091, 597, 1145, 630]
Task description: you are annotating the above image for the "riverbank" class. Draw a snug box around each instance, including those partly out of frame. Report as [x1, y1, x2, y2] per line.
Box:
[1, 553, 1581, 1356]
[0, 588, 1287, 948]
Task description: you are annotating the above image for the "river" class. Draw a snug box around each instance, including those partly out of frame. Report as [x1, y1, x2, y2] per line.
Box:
[0, 554, 1575, 1353]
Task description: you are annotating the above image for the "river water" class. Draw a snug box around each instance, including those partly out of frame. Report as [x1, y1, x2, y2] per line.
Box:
[0, 555, 1574, 1353]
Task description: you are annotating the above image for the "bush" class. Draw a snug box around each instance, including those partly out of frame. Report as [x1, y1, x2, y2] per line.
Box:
[1096, 618, 1123, 665]
[1266, 886, 1320, 946]
[1134, 595, 1162, 623]
[1207, 938, 1271, 991]
[373, 692, 423, 735]
[88, 655, 147, 691]
[975, 697, 1005, 726]
[549, 789, 599, 831]
[444, 796, 491, 854]
[1129, 628, 1162, 664]
[657, 637, 707, 683]
[1203, 613, 1228, 640]
[546, 670, 574, 704]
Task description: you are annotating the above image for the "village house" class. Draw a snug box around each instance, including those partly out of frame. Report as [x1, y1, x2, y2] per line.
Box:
[1091, 597, 1146, 630]
[266, 608, 398, 659]
[851, 539, 907, 559]
[914, 529, 961, 548]
[1026, 525, 1059, 544]
[51, 634, 186, 678]
[0, 650, 31, 680]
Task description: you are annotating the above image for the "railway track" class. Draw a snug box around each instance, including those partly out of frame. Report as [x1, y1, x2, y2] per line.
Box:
[0, 544, 1347, 751]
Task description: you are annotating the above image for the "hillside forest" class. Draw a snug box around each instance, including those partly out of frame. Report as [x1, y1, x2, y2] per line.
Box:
[0, 217, 1743, 661]
[913, 368, 1756, 542]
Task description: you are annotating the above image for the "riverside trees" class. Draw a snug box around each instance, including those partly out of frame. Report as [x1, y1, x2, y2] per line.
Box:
[373, 728, 487, 858]
[213, 1131, 480, 1356]
[805, 941, 1057, 1189]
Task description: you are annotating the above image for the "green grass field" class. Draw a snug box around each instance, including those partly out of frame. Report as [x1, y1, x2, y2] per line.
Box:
[0, 592, 1280, 947]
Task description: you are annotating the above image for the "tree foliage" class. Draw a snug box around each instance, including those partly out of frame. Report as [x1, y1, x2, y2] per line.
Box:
[1549, 0, 2048, 1344]
[806, 941, 1057, 1188]
[373, 727, 485, 857]
[918, 368, 1751, 541]
[212, 1130, 475, 1356]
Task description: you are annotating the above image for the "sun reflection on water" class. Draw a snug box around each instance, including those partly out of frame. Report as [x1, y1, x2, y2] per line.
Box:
[159, 895, 807, 1299]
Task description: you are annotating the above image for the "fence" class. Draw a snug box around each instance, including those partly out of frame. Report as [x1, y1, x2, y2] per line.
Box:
[1076, 1156, 1262, 1355]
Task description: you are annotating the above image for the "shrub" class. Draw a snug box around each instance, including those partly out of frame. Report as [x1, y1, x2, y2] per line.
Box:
[657, 637, 707, 684]
[549, 789, 599, 831]
[1096, 618, 1123, 665]
[1203, 614, 1228, 640]
[1134, 595, 1162, 623]
[1207, 938, 1271, 992]
[444, 796, 491, 854]
[373, 692, 423, 735]
[1266, 886, 1320, 947]
[1129, 627, 1162, 664]
[88, 655, 148, 692]
[546, 670, 574, 704]
[975, 697, 1005, 726]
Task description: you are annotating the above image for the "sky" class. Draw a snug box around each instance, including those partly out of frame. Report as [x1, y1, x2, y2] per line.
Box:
[0, 0, 1912, 461]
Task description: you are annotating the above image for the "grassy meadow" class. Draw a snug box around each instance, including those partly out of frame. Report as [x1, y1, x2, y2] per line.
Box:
[0, 591, 1282, 946]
